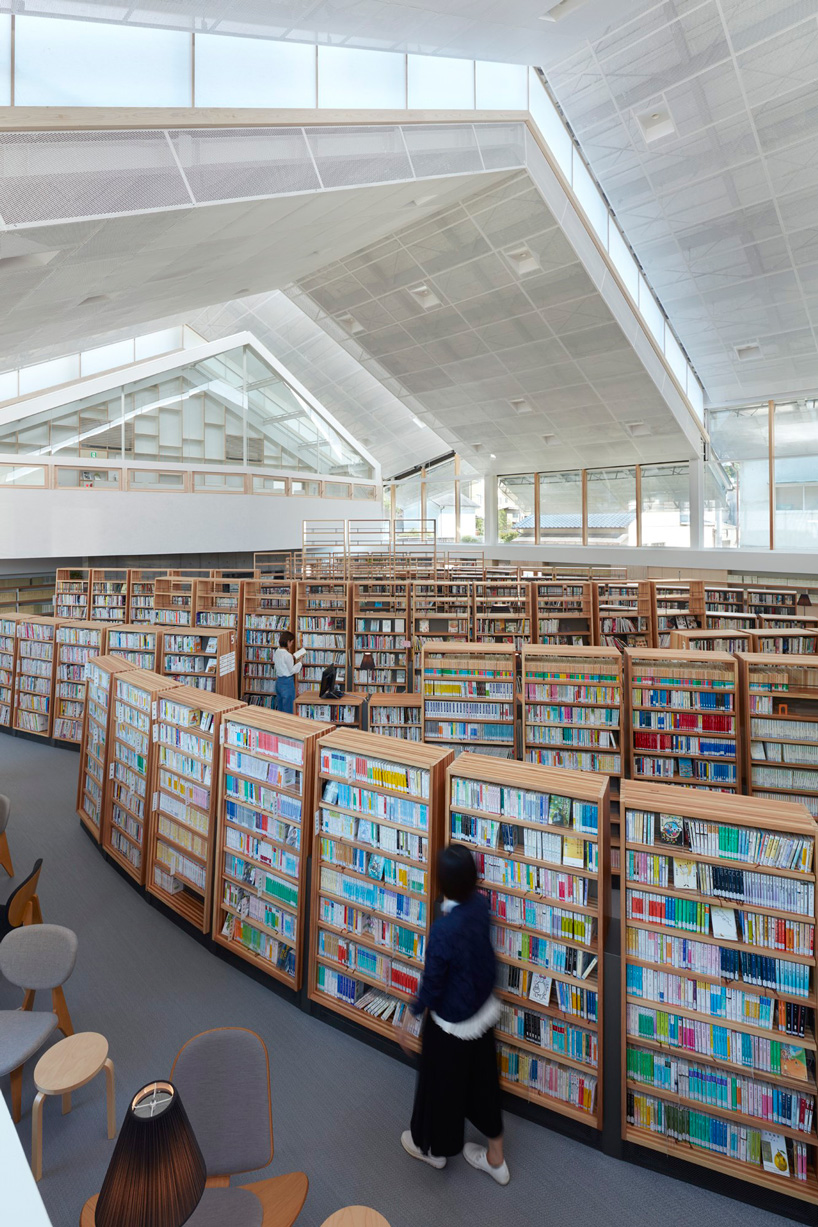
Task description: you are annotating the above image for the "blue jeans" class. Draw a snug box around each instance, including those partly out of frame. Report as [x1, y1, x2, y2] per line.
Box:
[276, 673, 295, 714]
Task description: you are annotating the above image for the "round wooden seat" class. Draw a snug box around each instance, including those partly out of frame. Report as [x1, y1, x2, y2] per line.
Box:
[34, 1031, 108, 1096]
[320, 1209, 391, 1227]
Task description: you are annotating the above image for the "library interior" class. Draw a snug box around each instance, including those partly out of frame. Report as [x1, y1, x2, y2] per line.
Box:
[3, 4, 818, 1226]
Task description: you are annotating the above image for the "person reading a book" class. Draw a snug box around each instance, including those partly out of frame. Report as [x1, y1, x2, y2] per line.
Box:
[399, 845, 508, 1184]
[273, 631, 302, 714]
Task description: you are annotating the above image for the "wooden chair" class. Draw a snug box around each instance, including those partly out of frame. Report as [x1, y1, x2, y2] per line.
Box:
[0, 859, 43, 942]
[0, 795, 12, 878]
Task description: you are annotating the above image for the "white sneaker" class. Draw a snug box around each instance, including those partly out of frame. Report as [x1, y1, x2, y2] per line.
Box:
[463, 1142, 510, 1185]
[401, 1130, 446, 1169]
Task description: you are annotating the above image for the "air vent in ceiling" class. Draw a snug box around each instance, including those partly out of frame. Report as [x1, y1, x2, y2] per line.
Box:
[0, 250, 59, 270]
[408, 283, 441, 311]
[734, 341, 763, 362]
[509, 397, 532, 415]
[635, 104, 677, 145]
[504, 245, 541, 276]
[542, 434, 558, 445]
[625, 421, 651, 437]
[337, 312, 365, 336]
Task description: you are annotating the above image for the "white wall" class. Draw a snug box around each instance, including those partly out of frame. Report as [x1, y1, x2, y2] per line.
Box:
[0, 491, 383, 561]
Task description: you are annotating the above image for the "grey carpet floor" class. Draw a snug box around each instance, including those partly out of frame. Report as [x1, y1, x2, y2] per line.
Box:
[0, 733, 804, 1227]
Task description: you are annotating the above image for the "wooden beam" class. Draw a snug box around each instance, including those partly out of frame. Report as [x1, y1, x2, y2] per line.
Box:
[769, 399, 775, 552]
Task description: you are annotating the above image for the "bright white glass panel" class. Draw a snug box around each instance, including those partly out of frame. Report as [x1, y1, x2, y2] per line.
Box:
[19, 354, 80, 395]
[664, 329, 687, 389]
[81, 340, 134, 378]
[0, 463, 46, 487]
[571, 150, 607, 241]
[475, 61, 527, 110]
[608, 225, 639, 302]
[407, 54, 473, 109]
[528, 67, 572, 177]
[15, 17, 191, 106]
[318, 46, 405, 109]
[135, 328, 185, 361]
[638, 273, 665, 346]
[195, 34, 316, 107]
[687, 373, 704, 422]
[0, 16, 11, 107]
[0, 370, 18, 402]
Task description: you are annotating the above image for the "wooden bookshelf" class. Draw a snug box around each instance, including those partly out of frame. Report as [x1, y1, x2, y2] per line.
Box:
[212, 707, 331, 990]
[625, 648, 740, 793]
[410, 579, 472, 690]
[152, 576, 195, 628]
[128, 569, 164, 624]
[106, 624, 162, 672]
[447, 752, 608, 1126]
[755, 618, 818, 656]
[621, 780, 817, 1206]
[13, 615, 57, 738]
[53, 621, 108, 744]
[745, 586, 800, 621]
[194, 577, 245, 638]
[161, 629, 237, 698]
[535, 579, 594, 647]
[421, 642, 517, 759]
[76, 654, 131, 842]
[595, 580, 652, 650]
[668, 629, 754, 654]
[0, 614, 19, 730]
[704, 586, 757, 632]
[650, 581, 705, 647]
[295, 691, 365, 729]
[473, 576, 531, 651]
[309, 729, 453, 1052]
[738, 652, 818, 820]
[368, 693, 422, 742]
[295, 580, 349, 695]
[90, 568, 130, 624]
[352, 580, 410, 694]
[54, 568, 90, 622]
[242, 578, 294, 707]
[102, 669, 177, 885]
[146, 686, 244, 931]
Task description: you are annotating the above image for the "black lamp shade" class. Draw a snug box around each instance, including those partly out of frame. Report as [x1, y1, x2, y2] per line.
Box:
[96, 1081, 207, 1227]
[798, 593, 811, 608]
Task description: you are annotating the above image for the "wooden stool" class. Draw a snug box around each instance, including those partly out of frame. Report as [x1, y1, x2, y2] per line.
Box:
[320, 1210, 391, 1227]
[32, 1032, 115, 1181]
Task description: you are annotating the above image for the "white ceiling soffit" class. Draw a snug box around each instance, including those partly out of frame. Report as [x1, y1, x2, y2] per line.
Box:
[543, 0, 818, 405]
[288, 159, 700, 475]
[0, 0, 647, 64]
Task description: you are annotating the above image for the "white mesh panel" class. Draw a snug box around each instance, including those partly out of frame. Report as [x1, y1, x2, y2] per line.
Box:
[168, 127, 321, 201]
[305, 126, 413, 188]
[0, 130, 190, 224]
[474, 123, 526, 171]
[401, 124, 484, 177]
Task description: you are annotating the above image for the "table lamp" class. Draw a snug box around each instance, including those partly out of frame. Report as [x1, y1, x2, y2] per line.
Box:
[95, 1081, 206, 1227]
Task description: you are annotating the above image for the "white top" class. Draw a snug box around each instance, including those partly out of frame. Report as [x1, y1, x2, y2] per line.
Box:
[430, 898, 501, 1040]
[274, 647, 302, 678]
[0, 1095, 52, 1227]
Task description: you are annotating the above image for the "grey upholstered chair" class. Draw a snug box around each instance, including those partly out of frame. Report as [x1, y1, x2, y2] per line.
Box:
[170, 1027, 308, 1227]
[0, 924, 78, 1122]
[0, 795, 12, 878]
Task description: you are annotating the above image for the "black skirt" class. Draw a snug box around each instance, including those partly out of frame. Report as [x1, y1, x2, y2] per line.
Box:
[410, 1014, 503, 1157]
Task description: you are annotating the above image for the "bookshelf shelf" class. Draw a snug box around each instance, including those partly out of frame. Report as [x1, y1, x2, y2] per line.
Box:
[650, 580, 705, 648]
[152, 576, 195, 628]
[54, 621, 108, 743]
[0, 614, 19, 729]
[595, 580, 652, 650]
[296, 580, 349, 695]
[474, 577, 531, 651]
[446, 751, 608, 1127]
[102, 669, 177, 885]
[410, 580, 472, 690]
[295, 691, 365, 728]
[668, 629, 754, 654]
[421, 642, 517, 759]
[625, 648, 740, 793]
[308, 728, 453, 1052]
[738, 652, 818, 820]
[535, 579, 594, 647]
[746, 587, 800, 620]
[76, 654, 130, 841]
[754, 617, 818, 656]
[146, 686, 244, 932]
[107, 624, 162, 673]
[128, 569, 166, 625]
[195, 578, 245, 636]
[54, 568, 91, 622]
[368, 693, 422, 742]
[13, 615, 57, 737]
[241, 578, 294, 707]
[352, 580, 410, 694]
[621, 780, 817, 1204]
[161, 629, 237, 698]
[90, 569, 130, 624]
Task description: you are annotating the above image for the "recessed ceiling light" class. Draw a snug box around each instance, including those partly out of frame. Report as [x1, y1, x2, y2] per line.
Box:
[490, 453, 497, 459]
[233, 287, 250, 296]
[509, 397, 532, 415]
[0, 250, 60, 270]
[542, 434, 558, 445]
[539, 0, 591, 20]
[734, 341, 763, 362]
[504, 245, 541, 276]
[79, 294, 111, 306]
[408, 283, 441, 311]
[407, 194, 438, 207]
[337, 312, 365, 336]
[635, 103, 676, 144]
[625, 421, 651, 437]
[412, 416, 425, 427]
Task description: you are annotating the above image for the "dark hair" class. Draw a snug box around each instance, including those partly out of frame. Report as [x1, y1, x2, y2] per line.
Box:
[437, 845, 477, 903]
[278, 630, 295, 651]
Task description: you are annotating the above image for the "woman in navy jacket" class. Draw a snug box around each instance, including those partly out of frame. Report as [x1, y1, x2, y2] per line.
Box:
[399, 845, 509, 1183]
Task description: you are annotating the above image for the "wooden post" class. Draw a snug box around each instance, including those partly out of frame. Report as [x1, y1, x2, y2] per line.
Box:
[581, 469, 589, 546]
[768, 399, 775, 551]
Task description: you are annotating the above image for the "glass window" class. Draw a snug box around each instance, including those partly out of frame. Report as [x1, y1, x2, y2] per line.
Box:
[475, 61, 527, 110]
[528, 67, 572, 177]
[708, 405, 769, 549]
[408, 55, 474, 109]
[193, 472, 245, 491]
[291, 479, 321, 496]
[128, 469, 186, 491]
[638, 274, 665, 347]
[56, 467, 120, 489]
[135, 329, 184, 361]
[80, 340, 134, 378]
[498, 474, 535, 542]
[572, 151, 607, 241]
[424, 459, 456, 543]
[664, 330, 687, 389]
[0, 16, 10, 107]
[317, 47, 406, 109]
[539, 470, 582, 545]
[324, 481, 351, 499]
[704, 459, 737, 549]
[394, 475, 423, 530]
[586, 466, 636, 546]
[641, 462, 690, 548]
[252, 475, 288, 494]
[460, 472, 485, 542]
[608, 225, 639, 302]
[0, 370, 18, 402]
[195, 34, 316, 107]
[15, 17, 191, 107]
[774, 402, 818, 551]
[353, 484, 377, 500]
[19, 354, 80, 396]
[0, 462, 46, 487]
[0, 389, 123, 460]
[686, 373, 704, 422]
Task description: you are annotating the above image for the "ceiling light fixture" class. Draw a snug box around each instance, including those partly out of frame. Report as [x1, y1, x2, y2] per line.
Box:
[0, 250, 60, 270]
[407, 194, 438, 207]
[504, 245, 541, 276]
[734, 341, 763, 362]
[412, 416, 425, 427]
[539, 0, 591, 21]
[79, 294, 111, 306]
[542, 434, 558, 445]
[490, 453, 497, 459]
[408, 283, 441, 311]
[337, 312, 365, 336]
[625, 421, 651, 437]
[635, 103, 677, 144]
[509, 397, 533, 415]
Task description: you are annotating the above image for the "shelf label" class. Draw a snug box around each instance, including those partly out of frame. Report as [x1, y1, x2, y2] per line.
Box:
[152, 725, 158, 743]
[151, 702, 157, 720]
[152, 791, 158, 812]
[109, 763, 115, 780]
[219, 651, 235, 677]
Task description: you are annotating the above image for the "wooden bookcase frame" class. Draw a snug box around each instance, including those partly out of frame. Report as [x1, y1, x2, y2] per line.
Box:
[620, 779, 817, 1206]
[668, 629, 755, 654]
[446, 752, 609, 1127]
[308, 728, 453, 1052]
[594, 580, 653, 650]
[76, 654, 131, 841]
[194, 577, 246, 641]
[351, 579, 410, 695]
[106, 624, 163, 672]
[53, 620, 109, 744]
[410, 579, 472, 691]
[745, 586, 801, 621]
[241, 578, 295, 707]
[295, 580, 350, 696]
[13, 615, 58, 738]
[535, 579, 595, 647]
[0, 613, 20, 730]
[90, 568, 131, 624]
[54, 568, 91, 622]
[152, 576, 196, 628]
[212, 707, 332, 990]
[473, 575, 532, 651]
[294, 691, 366, 729]
[754, 619, 818, 656]
[368, 693, 422, 742]
[650, 580, 706, 647]
[737, 651, 818, 817]
[420, 641, 517, 758]
[128, 568, 167, 624]
[160, 628, 237, 698]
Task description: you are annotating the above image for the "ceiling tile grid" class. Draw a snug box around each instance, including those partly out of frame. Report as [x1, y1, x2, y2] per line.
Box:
[542, 0, 818, 404]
